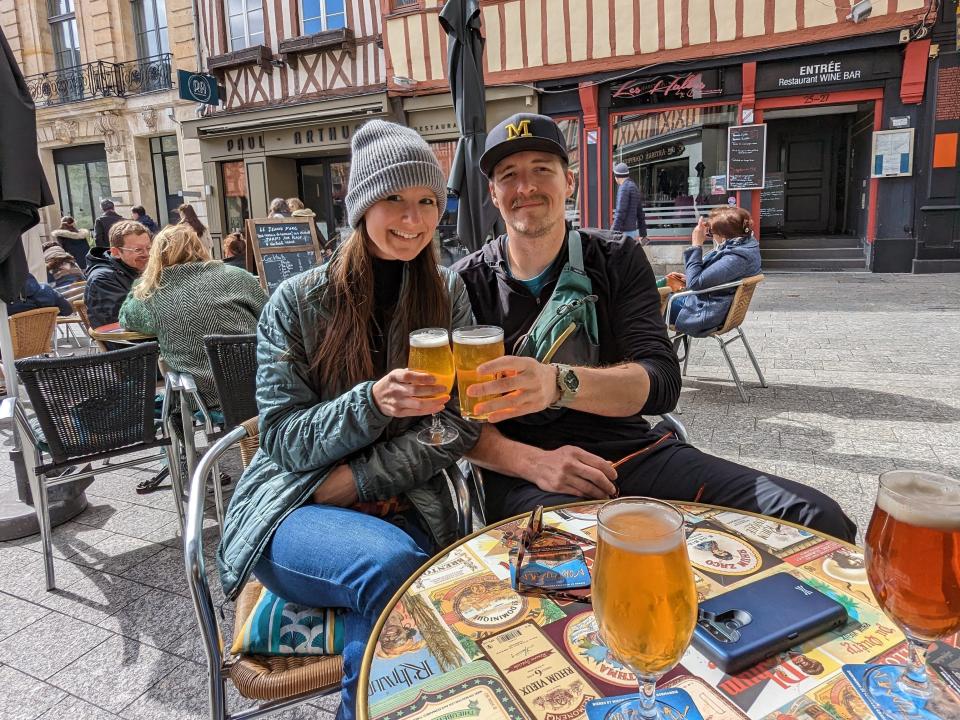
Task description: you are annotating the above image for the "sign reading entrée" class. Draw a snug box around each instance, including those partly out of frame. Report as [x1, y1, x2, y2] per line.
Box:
[726, 124, 767, 191]
[177, 69, 220, 106]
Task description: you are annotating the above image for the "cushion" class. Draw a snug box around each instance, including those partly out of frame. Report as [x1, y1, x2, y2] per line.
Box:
[232, 585, 344, 657]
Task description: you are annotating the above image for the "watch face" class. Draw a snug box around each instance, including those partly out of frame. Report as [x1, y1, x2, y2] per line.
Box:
[562, 370, 579, 392]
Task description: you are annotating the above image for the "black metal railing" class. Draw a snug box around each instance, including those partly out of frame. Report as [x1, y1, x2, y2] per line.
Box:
[24, 53, 172, 107]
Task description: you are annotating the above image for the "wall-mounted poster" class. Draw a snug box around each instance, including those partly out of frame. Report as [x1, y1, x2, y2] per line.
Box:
[871, 128, 915, 178]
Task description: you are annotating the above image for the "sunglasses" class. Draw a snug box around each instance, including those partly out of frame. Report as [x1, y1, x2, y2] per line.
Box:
[510, 505, 594, 604]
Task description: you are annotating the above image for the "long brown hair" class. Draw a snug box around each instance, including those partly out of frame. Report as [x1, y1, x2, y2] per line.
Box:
[178, 203, 207, 236]
[312, 223, 449, 391]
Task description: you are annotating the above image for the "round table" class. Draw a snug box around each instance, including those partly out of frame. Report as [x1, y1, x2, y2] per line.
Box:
[89, 322, 155, 345]
[358, 501, 933, 720]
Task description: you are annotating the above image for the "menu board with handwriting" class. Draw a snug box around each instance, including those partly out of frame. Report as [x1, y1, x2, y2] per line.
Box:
[246, 217, 323, 294]
[726, 124, 767, 190]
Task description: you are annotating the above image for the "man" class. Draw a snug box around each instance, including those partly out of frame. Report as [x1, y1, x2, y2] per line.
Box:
[131, 205, 159, 235]
[93, 199, 123, 248]
[451, 113, 855, 541]
[611, 162, 647, 243]
[85, 220, 150, 329]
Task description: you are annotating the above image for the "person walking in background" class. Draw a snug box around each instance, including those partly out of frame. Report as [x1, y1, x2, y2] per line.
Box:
[178, 203, 213, 249]
[9, 272, 73, 316]
[222, 232, 248, 269]
[50, 216, 92, 270]
[287, 197, 316, 218]
[93, 200, 123, 249]
[268, 198, 291, 218]
[84, 220, 151, 329]
[611, 162, 648, 244]
[131, 205, 159, 235]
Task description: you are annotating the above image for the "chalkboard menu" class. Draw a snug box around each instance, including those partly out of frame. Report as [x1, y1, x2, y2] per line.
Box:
[759, 172, 786, 229]
[726, 124, 767, 191]
[246, 217, 323, 294]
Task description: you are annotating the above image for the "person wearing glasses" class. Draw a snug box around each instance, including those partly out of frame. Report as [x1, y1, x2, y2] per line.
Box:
[84, 219, 152, 330]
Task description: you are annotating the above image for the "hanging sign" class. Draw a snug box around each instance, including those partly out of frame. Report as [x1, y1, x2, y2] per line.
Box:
[177, 70, 221, 106]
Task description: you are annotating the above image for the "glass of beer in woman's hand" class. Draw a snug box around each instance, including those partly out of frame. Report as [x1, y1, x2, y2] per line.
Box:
[408, 328, 458, 446]
[865, 470, 960, 700]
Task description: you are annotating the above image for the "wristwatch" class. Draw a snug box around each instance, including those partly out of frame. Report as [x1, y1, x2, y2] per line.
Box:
[549, 363, 580, 409]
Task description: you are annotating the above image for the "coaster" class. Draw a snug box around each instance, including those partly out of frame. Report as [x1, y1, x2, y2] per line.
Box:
[586, 688, 705, 720]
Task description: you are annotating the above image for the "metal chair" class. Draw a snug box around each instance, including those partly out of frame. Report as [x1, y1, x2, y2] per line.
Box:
[665, 274, 767, 403]
[3, 343, 184, 590]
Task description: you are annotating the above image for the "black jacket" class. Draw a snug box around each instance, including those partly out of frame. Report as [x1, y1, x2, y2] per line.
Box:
[9, 273, 73, 316]
[84, 247, 139, 328]
[94, 210, 123, 248]
[452, 227, 681, 460]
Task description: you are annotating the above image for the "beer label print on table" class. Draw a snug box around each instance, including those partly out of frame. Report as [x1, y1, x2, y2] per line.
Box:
[363, 504, 960, 719]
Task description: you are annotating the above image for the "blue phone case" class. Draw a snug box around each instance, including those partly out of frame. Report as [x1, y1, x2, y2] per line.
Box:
[691, 572, 848, 675]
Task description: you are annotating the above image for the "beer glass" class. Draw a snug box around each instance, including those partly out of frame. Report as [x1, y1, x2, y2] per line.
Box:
[865, 470, 960, 699]
[451, 325, 504, 422]
[593, 497, 698, 719]
[408, 328, 457, 445]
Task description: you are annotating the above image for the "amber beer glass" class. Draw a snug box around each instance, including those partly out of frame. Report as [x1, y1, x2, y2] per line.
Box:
[865, 470, 960, 698]
[408, 328, 457, 445]
[593, 497, 698, 719]
[451, 326, 504, 421]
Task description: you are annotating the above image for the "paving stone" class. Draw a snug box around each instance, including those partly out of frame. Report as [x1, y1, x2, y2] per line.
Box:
[0, 664, 67, 720]
[97, 505, 181, 541]
[7, 520, 115, 561]
[48, 635, 183, 714]
[36, 695, 123, 719]
[39, 568, 152, 625]
[96, 587, 198, 651]
[0, 591, 50, 641]
[0, 610, 113, 679]
[0, 554, 88, 603]
[69, 534, 167, 576]
[118, 660, 209, 720]
[121, 547, 190, 597]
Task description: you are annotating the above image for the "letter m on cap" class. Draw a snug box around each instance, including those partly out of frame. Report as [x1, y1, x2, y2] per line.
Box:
[506, 120, 532, 140]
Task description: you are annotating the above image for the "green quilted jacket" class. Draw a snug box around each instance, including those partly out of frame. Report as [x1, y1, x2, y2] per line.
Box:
[217, 262, 481, 600]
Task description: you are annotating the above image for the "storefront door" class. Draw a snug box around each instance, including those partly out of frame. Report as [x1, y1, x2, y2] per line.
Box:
[298, 158, 350, 248]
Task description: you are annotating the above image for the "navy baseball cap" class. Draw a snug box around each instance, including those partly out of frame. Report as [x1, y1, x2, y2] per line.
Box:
[480, 113, 569, 178]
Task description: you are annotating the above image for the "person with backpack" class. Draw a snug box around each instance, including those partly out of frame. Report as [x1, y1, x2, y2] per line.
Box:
[451, 113, 855, 542]
[611, 162, 648, 244]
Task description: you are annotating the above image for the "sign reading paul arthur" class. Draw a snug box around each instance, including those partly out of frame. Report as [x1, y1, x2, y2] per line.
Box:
[756, 50, 899, 92]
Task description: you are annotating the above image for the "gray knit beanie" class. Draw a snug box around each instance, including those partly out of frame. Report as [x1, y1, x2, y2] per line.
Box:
[345, 120, 447, 228]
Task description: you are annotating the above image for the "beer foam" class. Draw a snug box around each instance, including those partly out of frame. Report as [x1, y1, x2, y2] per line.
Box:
[409, 332, 449, 348]
[877, 471, 960, 530]
[453, 329, 504, 345]
[599, 502, 685, 553]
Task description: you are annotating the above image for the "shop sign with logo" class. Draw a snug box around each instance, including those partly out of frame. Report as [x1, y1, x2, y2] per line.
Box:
[611, 69, 725, 105]
[178, 70, 220, 106]
[756, 51, 899, 92]
[634, 142, 686, 164]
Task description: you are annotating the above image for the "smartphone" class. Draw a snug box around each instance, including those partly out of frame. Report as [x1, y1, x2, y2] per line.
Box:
[692, 573, 848, 674]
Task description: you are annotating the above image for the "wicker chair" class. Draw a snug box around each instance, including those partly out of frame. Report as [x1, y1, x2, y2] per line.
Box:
[665, 274, 767, 402]
[73, 299, 109, 352]
[54, 282, 89, 352]
[3, 343, 184, 590]
[185, 419, 344, 720]
[9, 307, 59, 359]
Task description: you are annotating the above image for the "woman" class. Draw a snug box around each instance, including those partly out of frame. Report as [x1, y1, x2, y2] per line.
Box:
[50, 216, 91, 270]
[178, 203, 213, 250]
[119, 225, 267, 409]
[268, 198, 291, 218]
[42, 240, 84, 287]
[222, 232, 247, 269]
[217, 121, 479, 720]
[287, 197, 316, 217]
[670, 206, 761, 336]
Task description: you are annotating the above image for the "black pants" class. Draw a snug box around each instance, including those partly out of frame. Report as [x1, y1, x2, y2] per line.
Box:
[484, 437, 857, 543]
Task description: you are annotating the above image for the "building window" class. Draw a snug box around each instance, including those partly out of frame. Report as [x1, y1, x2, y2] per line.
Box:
[222, 161, 249, 236]
[226, 0, 264, 50]
[132, 0, 170, 58]
[150, 135, 183, 225]
[391, 0, 418, 10]
[53, 144, 111, 232]
[612, 105, 737, 236]
[301, 0, 345, 35]
[47, 0, 80, 70]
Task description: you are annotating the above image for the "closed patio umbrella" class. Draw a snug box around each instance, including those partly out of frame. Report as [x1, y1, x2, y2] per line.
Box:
[439, 0, 498, 252]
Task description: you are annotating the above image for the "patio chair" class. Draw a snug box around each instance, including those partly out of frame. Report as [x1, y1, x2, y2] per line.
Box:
[2, 342, 184, 590]
[9, 306, 59, 359]
[54, 281, 90, 353]
[73, 299, 109, 352]
[665, 274, 767, 403]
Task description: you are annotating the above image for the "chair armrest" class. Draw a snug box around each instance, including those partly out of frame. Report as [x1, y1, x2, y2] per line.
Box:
[664, 279, 747, 324]
[1, 397, 44, 451]
[175, 372, 217, 430]
[179, 372, 199, 393]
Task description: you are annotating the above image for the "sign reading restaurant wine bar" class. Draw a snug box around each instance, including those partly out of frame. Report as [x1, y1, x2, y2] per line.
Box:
[756, 51, 899, 92]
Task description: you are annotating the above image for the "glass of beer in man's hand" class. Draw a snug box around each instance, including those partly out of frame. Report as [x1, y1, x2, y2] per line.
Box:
[451, 325, 505, 422]
[865, 470, 960, 700]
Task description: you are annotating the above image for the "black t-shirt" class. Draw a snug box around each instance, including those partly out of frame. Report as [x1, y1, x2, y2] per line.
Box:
[452, 227, 681, 461]
[370, 256, 404, 376]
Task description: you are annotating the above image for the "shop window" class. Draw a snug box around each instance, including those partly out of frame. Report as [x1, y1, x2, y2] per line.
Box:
[132, 0, 170, 58]
[47, 0, 80, 71]
[300, 0, 345, 35]
[151, 135, 182, 226]
[53, 145, 111, 232]
[222, 161, 250, 236]
[554, 117, 581, 228]
[612, 105, 737, 237]
[226, 0, 264, 50]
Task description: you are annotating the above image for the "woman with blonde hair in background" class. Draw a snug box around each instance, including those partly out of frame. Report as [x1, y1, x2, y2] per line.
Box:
[286, 197, 316, 217]
[120, 224, 266, 410]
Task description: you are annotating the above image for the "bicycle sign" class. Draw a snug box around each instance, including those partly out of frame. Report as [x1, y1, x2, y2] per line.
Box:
[177, 70, 220, 106]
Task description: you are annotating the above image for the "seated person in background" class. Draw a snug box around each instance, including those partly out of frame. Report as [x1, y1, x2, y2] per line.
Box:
[452, 113, 855, 542]
[42, 240, 84, 287]
[84, 220, 150, 329]
[222, 232, 248, 270]
[669, 206, 761, 335]
[120, 225, 267, 412]
[130, 205, 159, 235]
[9, 273, 73, 316]
[218, 121, 479, 720]
[50, 216, 91, 270]
[268, 197, 291, 218]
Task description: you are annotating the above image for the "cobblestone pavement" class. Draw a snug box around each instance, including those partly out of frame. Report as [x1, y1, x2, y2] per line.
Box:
[0, 272, 958, 719]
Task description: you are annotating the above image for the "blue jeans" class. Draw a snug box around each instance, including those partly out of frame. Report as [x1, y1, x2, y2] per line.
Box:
[254, 505, 433, 720]
[621, 228, 640, 239]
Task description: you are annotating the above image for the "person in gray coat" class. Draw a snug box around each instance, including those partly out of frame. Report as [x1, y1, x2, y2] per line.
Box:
[671, 206, 762, 336]
[217, 121, 480, 720]
[611, 162, 648, 241]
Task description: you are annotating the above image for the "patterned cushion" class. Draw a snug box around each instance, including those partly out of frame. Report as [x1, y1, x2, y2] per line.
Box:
[232, 585, 344, 657]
